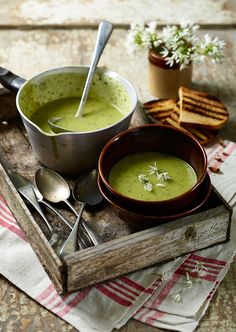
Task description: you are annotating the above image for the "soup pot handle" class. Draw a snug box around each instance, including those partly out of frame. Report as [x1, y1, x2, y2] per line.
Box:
[0, 67, 26, 93]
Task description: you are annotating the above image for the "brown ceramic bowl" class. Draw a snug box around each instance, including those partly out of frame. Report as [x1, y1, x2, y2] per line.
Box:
[98, 124, 208, 215]
[98, 173, 211, 230]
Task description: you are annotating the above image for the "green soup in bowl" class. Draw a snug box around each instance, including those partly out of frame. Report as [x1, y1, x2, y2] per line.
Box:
[98, 124, 208, 216]
[108, 152, 197, 201]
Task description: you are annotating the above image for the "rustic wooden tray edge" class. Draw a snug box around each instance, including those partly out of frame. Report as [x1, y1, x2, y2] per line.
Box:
[1, 157, 232, 294]
[0, 163, 66, 293]
[63, 188, 232, 292]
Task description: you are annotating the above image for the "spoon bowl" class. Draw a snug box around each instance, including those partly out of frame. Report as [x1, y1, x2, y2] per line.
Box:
[34, 167, 77, 213]
[60, 168, 103, 257]
[35, 167, 103, 247]
[73, 169, 103, 206]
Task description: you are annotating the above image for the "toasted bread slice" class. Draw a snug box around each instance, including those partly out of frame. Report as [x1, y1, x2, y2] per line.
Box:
[179, 86, 228, 129]
[143, 99, 177, 122]
[163, 103, 217, 145]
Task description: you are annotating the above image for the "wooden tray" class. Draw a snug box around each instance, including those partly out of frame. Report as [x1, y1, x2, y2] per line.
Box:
[0, 90, 232, 294]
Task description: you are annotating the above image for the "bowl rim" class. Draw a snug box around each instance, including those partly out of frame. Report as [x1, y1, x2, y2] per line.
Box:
[98, 123, 208, 206]
[98, 172, 212, 221]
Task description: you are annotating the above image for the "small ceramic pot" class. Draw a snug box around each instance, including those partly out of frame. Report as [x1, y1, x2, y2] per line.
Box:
[148, 49, 192, 99]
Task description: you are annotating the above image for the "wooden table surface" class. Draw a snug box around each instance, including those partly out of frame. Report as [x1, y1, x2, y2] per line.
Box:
[1, 1, 236, 331]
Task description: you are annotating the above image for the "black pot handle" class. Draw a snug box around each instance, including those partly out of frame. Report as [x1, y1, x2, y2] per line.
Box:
[0, 67, 26, 93]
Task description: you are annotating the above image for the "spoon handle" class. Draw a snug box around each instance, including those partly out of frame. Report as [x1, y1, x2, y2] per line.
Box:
[81, 220, 103, 245]
[65, 199, 103, 246]
[64, 199, 79, 216]
[60, 202, 86, 257]
[40, 199, 74, 229]
[18, 186, 53, 233]
[75, 21, 113, 118]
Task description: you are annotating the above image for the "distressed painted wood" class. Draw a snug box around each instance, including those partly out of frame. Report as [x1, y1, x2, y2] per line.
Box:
[0, 0, 236, 27]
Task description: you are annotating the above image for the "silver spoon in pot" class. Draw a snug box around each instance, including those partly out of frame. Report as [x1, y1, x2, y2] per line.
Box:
[34, 167, 103, 246]
[59, 168, 103, 257]
[48, 20, 113, 133]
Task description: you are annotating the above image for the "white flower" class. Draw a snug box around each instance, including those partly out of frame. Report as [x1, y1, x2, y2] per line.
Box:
[138, 174, 149, 183]
[157, 172, 172, 181]
[138, 174, 153, 192]
[148, 161, 159, 176]
[144, 182, 153, 192]
[126, 20, 225, 69]
[156, 183, 165, 188]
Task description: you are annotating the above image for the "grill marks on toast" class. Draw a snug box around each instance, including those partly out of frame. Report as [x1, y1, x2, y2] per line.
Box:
[142, 86, 227, 145]
[143, 99, 177, 122]
[162, 103, 216, 145]
[179, 87, 228, 129]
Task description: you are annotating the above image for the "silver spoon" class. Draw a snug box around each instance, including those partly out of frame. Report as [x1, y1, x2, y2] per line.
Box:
[34, 167, 103, 246]
[33, 185, 88, 249]
[59, 169, 103, 257]
[48, 20, 113, 133]
[8, 170, 60, 248]
[73, 169, 104, 246]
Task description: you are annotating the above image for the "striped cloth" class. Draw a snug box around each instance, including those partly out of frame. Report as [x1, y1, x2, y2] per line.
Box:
[0, 139, 236, 332]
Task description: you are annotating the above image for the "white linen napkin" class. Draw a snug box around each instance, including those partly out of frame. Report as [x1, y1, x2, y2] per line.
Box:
[0, 139, 235, 332]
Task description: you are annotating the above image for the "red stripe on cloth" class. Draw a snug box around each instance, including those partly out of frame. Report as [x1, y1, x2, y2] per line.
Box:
[207, 281, 219, 300]
[189, 254, 226, 266]
[111, 280, 140, 297]
[223, 141, 236, 155]
[96, 284, 132, 307]
[105, 283, 136, 301]
[207, 141, 236, 171]
[49, 294, 72, 311]
[182, 262, 221, 275]
[146, 309, 165, 325]
[147, 273, 182, 309]
[43, 291, 70, 308]
[133, 306, 165, 323]
[0, 200, 16, 221]
[145, 279, 162, 295]
[175, 267, 217, 282]
[206, 144, 225, 164]
[56, 288, 91, 318]
[119, 276, 149, 293]
[36, 284, 56, 302]
[0, 209, 18, 226]
[0, 219, 27, 241]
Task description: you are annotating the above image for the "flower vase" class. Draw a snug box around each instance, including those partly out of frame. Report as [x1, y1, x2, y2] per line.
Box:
[148, 49, 192, 99]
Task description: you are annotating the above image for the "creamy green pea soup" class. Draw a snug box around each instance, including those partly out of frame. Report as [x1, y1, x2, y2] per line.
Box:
[109, 152, 197, 201]
[30, 96, 124, 133]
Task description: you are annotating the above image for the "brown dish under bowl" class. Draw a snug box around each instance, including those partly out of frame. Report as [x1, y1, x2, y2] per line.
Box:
[98, 173, 212, 230]
[98, 124, 208, 215]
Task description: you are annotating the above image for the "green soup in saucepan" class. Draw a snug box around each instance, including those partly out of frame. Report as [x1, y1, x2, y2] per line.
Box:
[109, 152, 197, 201]
[30, 96, 124, 133]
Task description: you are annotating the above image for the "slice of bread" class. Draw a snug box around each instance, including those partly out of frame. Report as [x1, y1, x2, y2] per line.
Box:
[143, 99, 177, 122]
[179, 86, 228, 129]
[163, 103, 216, 145]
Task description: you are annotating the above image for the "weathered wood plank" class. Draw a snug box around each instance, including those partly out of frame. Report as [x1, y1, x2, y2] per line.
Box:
[0, 163, 65, 293]
[65, 203, 231, 291]
[0, 28, 236, 140]
[0, 0, 236, 26]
